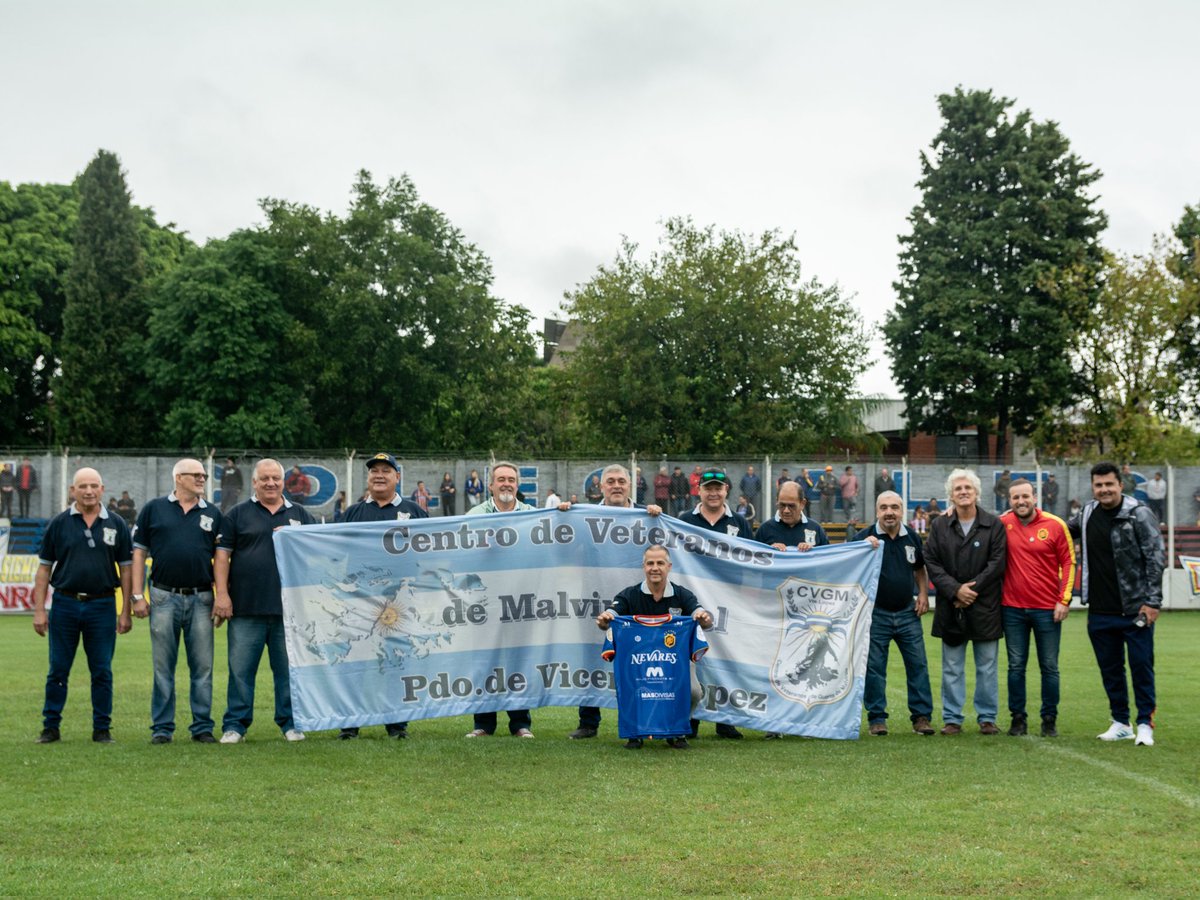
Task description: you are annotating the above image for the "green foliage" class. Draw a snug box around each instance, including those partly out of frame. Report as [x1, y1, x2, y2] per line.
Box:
[562, 218, 870, 456]
[885, 87, 1107, 462]
[1169, 201, 1200, 415]
[1033, 244, 1200, 463]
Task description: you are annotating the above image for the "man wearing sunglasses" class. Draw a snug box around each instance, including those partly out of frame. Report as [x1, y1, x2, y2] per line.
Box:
[128, 459, 223, 744]
[32, 467, 134, 744]
[677, 466, 751, 739]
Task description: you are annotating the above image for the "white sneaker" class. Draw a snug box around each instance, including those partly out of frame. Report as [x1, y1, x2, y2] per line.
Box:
[284, 729, 306, 742]
[219, 731, 243, 744]
[1135, 723, 1155, 746]
[1097, 721, 1134, 741]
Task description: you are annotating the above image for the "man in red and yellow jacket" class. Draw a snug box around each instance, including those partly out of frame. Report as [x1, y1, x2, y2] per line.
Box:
[1001, 478, 1076, 738]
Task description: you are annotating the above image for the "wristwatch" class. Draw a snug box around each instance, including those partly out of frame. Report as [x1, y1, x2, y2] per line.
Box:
[131, 593, 145, 601]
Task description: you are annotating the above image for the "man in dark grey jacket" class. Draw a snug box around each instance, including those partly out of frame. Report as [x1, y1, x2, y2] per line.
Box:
[1068, 461, 1165, 747]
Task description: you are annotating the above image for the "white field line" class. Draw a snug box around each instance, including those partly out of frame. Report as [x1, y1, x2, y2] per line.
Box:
[1040, 741, 1199, 810]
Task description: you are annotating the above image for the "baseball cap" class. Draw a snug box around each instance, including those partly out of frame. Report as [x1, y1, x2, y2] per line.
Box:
[824, 465, 834, 472]
[700, 467, 729, 485]
[366, 452, 399, 471]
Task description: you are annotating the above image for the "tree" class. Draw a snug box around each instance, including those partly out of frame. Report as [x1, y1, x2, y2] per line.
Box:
[54, 150, 148, 446]
[561, 217, 871, 456]
[884, 88, 1107, 462]
[1169, 200, 1200, 416]
[1031, 244, 1200, 462]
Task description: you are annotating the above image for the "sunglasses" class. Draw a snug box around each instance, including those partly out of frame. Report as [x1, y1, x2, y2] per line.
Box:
[83, 527, 95, 548]
[701, 472, 728, 482]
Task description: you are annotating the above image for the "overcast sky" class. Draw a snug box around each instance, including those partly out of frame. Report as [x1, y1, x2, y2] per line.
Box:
[3, 2, 1197, 395]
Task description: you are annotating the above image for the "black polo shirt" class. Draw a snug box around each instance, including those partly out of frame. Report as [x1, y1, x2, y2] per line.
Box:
[851, 521, 924, 612]
[342, 493, 428, 523]
[610, 581, 702, 617]
[754, 514, 830, 548]
[218, 497, 314, 616]
[39, 504, 133, 595]
[132, 494, 222, 589]
[678, 504, 753, 540]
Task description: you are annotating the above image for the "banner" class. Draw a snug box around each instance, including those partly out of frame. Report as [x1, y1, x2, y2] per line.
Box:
[0, 524, 39, 613]
[275, 506, 882, 739]
[1181, 556, 1200, 595]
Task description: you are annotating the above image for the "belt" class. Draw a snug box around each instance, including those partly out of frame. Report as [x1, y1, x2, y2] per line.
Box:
[151, 581, 211, 596]
[54, 591, 114, 602]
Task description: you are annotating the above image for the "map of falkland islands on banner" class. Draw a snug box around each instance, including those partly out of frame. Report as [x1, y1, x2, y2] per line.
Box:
[274, 506, 882, 739]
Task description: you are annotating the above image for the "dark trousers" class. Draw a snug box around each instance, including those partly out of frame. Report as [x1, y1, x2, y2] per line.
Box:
[578, 705, 601, 729]
[44, 594, 117, 730]
[1003, 606, 1061, 719]
[0, 489, 11, 518]
[18, 488, 33, 517]
[473, 709, 531, 734]
[440, 495, 455, 516]
[1087, 613, 1156, 726]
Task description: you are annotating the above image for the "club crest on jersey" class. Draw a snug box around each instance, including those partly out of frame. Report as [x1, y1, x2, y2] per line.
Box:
[102, 527, 117, 546]
[199, 515, 213, 532]
[726, 524, 740, 536]
[905, 545, 917, 564]
[664, 631, 676, 649]
[289, 518, 301, 527]
[770, 576, 869, 709]
[1037, 527, 1049, 541]
[805, 529, 816, 545]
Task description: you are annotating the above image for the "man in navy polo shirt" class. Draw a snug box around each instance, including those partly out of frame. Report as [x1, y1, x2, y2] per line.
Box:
[129, 458, 222, 744]
[214, 459, 314, 743]
[337, 452, 427, 740]
[851, 491, 935, 736]
[32, 467, 134, 744]
[677, 465, 751, 739]
[755, 481, 830, 552]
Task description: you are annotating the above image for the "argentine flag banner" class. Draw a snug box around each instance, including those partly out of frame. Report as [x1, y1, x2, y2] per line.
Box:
[275, 506, 883, 739]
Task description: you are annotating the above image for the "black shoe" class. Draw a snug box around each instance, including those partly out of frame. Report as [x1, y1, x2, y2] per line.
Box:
[1008, 715, 1028, 737]
[151, 734, 172, 744]
[568, 726, 598, 739]
[191, 732, 217, 744]
[93, 729, 114, 743]
[385, 724, 408, 739]
[715, 725, 744, 740]
[624, 738, 644, 750]
[666, 737, 690, 750]
[338, 728, 360, 740]
[36, 727, 60, 744]
[1041, 717, 1058, 738]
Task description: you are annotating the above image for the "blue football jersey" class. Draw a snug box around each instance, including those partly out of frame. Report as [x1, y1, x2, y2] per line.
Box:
[601, 615, 708, 739]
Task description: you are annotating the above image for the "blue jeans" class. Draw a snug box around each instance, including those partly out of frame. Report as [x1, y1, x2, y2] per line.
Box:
[1087, 613, 1156, 726]
[941, 639, 999, 725]
[44, 593, 117, 730]
[149, 586, 215, 737]
[1002, 606, 1061, 719]
[223, 614, 294, 735]
[864, 606, 933, 724]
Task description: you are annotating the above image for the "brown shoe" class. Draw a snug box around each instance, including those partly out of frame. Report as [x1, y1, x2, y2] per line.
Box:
[940, 723, 962, 735]
[912, 717, 935, 735]
[979, 721, 1000, 735]
[868, 722, 888, 736]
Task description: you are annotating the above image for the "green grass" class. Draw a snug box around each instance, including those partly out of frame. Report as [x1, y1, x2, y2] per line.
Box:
[1, 613, 1197, 896]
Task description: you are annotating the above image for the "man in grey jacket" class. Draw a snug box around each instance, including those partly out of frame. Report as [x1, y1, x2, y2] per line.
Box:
[1067, 461, 1165, 747]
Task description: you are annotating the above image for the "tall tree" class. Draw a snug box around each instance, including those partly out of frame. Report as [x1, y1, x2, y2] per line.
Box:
[54, 150, 148, 446]
[562, 217, 871, 455]
[884, 88, 1107, 462]
[1169, 200, 1200, 416]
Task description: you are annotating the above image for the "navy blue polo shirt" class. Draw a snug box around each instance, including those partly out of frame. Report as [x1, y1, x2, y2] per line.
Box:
[851, 521, 925, 612]
[342, 493, 429, 523]
[218, 497, 314, 616]
[678, 504, 753, 539]
[754, 514, 830, 548]
[132, 494, 222, 589]
[39, 504, 133, 595]
[610, 581, 702, 617]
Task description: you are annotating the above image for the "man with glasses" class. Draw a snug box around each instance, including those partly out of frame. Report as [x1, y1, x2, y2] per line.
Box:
[754, 481, 829, 552]
[678, 466, 751, 739]
[31, 467, 134, 744]
[128, 459, 222, 744]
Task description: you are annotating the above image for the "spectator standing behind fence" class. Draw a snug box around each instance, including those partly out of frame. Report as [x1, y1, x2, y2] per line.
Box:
[635, 467, 647, 505]
[924, 468, 1007, 737]
[464, 469, 484, 508]
[1042, 474, 1059, 516]
[284, 465, 309, 505]
[816, 466, 839, 522]
[0, 463, 14, 518]
[116, 491, 137, 527]
[874, 467, 895, 505]
[585, 474, 603, 504]
[797, 467, 815, 495]
[220, 458, 243, 512]
[1143, 472, 1166, 523]
[910, 506, 928, 535]
[669, 466, 689, 515]
[439, 473, 456, 516]
[994, 470, 1012, 513]
[654, 466, 671, 510]
[17, 456, 38, 517]
[411, 481, 430, 512]
[1120, 464, 1138, 498]
[740, 465, 762, 513]
[840, 466, 860, 523]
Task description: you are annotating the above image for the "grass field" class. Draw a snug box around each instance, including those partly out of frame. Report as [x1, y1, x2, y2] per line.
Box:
[1, 612, 1197, 896]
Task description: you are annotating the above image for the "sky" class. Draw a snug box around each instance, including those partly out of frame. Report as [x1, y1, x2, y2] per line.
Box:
[3, 2, 1197, 396]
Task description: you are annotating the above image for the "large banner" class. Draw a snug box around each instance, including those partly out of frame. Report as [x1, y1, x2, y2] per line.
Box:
[275, 506, 882, 739]
[0, 525, 38, 613]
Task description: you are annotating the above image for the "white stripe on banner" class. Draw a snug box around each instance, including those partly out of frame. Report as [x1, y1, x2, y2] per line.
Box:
[274, 506, 882, 739]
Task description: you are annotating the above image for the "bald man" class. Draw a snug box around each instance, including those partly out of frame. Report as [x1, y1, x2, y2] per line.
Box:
[32, 467, 134, 744]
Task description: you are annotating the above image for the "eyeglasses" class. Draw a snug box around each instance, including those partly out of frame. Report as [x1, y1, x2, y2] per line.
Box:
[181, 472, 207, 480]
[83, 527, 95, 548]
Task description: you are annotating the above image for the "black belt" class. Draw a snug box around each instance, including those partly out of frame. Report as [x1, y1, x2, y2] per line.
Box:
[151, 581, 211, 595]
[54, 590, 114, 602]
